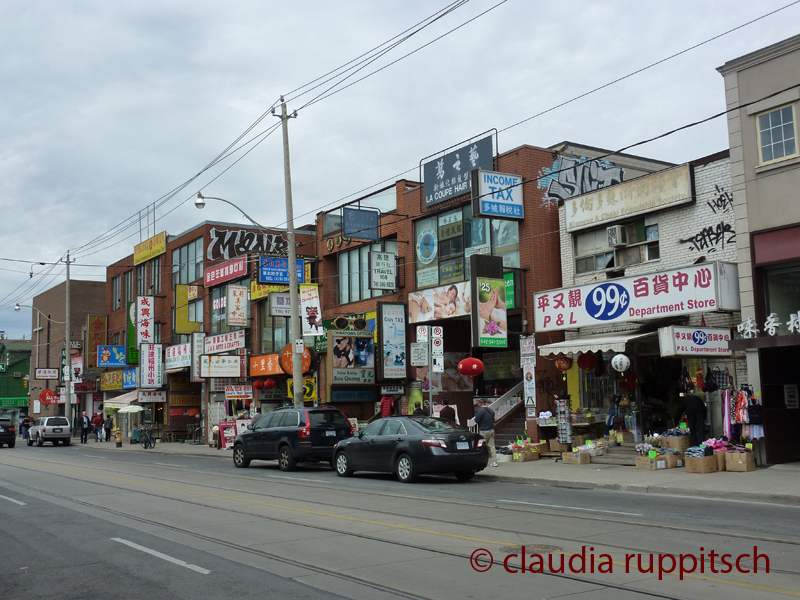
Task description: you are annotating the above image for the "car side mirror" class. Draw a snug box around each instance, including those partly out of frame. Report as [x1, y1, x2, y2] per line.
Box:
[246, 423, 254, 430]
[358, 431, 364, 439]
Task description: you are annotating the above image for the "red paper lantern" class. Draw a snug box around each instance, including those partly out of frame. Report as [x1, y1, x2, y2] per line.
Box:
[555, 356, 573, 371]
[457, 357, 484, 377]
[264, 378, 276, 390]
[252, 379, 264, 390]
[576, 353, 596, 371]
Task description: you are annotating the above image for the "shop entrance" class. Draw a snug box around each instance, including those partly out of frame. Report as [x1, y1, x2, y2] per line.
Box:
[759, 346, 800, 464]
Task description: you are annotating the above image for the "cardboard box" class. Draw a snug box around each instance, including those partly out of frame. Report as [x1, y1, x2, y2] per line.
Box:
[662, 436, 691, 454]
[636, 456, 668, 470]
[726, 452, 756, 472]
[513, 450, 539, 462]
[562, 451, 591, 465]
[549, 439, 570, 453]
[530, 442, 549, 455]
[663, 454, 684, 469]
[685, 455, 718, 474]
[714, 450, 726, 472]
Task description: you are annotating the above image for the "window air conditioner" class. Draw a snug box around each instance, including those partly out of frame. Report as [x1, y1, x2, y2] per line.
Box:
[13, 372, 21, 378]
[607, 225, 628, 247]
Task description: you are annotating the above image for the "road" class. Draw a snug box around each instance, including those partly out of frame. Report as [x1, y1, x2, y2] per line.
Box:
[1, 443, 799, 600]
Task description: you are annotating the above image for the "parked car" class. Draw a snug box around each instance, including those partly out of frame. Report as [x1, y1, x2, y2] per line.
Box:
[232, 406, 352, 471]
[27, 416, 72, 446]
[0, 418, 16, 448]
[333, 416, 488, 483]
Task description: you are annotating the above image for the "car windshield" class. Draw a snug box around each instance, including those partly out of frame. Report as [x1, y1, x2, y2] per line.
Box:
[309, 411, 349, 427]
[409, 417, 464, 432]
[47, 418, 69, 426]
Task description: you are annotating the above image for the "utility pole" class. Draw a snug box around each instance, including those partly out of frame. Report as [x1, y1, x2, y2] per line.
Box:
[276, 97, 304, 408]
[64, 251, 73, 426]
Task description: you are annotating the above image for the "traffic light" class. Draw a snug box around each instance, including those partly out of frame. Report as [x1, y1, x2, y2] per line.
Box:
[23, 375, 28, 388]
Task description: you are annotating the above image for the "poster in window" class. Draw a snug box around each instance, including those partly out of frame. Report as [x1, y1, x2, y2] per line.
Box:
[408, 281, 471, 324]
[327, 330, 375, 385]
[379, 303, 406, 380]
[473, 278, 508, 348]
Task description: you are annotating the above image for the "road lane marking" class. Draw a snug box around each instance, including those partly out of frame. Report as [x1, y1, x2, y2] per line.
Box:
[112, 538, 210, 574]
[498, 499, 643, 516]
[0, 493, 26, 506]
[153, 463, 184, 468]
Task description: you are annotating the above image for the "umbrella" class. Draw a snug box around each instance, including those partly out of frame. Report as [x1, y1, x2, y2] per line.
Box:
[118, 405, 143, 414]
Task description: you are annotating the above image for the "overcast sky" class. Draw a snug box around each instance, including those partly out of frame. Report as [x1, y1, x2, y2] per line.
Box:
[2, 0, 798, 338]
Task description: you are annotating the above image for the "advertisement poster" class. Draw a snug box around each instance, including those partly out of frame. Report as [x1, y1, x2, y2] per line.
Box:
[408, 382, 424, 415]
[327, 330, 375, 385]
[408, 281, 471, 324]
[300, 284, 323, 336]
[380, 303, 406, 379]
[218, 421, 237, 450]
[98, 346, 127, 368]
[523, 363, 537, 408]
[427, 352, 473, 392]
[483, 351, 519, 380]
[474, 277, 508, 348]
[226, 284, 248, 327]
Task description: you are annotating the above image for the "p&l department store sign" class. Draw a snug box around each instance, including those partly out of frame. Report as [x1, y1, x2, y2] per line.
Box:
[534, 262, 740, 333]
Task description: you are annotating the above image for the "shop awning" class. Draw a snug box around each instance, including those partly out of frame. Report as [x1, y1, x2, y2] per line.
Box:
[538, 332, 657, 357]
[104, 390, 139, 408]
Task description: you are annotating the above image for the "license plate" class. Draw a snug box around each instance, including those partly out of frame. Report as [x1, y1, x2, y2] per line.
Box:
[456, 441, 469, 450]
[326, 430, 336, 436]
[53, 428, 62, 433]
[0, 427, 4, 432]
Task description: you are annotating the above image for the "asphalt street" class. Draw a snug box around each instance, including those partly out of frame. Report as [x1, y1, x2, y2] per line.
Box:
[2, 442, 800, 600]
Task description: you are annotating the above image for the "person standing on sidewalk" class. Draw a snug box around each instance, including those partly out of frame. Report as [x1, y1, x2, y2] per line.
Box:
[473, 399, 497, 467]
[91, 412, 104, 442]
[675, 394, 707, 447]
[439, 399, 456, 424]
[104, 415, 114, 442]
[80, 411, 91, 444]
[380, 395, 395, 418]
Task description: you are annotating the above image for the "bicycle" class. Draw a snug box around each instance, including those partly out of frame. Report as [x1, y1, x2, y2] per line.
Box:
[138, 427, 156, 450]
[192, 424, 205, 445]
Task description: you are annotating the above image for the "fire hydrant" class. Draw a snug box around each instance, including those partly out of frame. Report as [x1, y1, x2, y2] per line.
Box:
[115, 427, 122, 448]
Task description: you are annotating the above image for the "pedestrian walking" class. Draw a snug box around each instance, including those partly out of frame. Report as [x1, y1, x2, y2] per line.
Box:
[104, 415, 114, 442]
[412, 401, 428, 416]
[92, 412, 104, 442]
[439, 399, 456, 423]
[473, 399, 497, 467]
[21, 416, 32, 440]
[380, 395, 395, 417]
[80, 411, 91, 444]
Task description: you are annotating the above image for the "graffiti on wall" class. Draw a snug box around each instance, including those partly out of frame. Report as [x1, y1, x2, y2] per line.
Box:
[707, 185, 734, 215]
[538, 156, 624, 210]
[680, 222, 736, 253]
[207, 227, 288, 261]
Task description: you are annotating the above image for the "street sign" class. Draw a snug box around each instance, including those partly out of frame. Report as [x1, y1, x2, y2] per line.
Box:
[431, 337, 444, 355]
[410, 343, 429, 366]
[431, 355, 444, 373]
[431, 326, 443, 338]
[416, 326, 429, 343]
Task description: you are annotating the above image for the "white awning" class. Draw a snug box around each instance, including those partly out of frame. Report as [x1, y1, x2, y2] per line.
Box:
[104, 390, 139, 408]
[538, 332, 656, 357]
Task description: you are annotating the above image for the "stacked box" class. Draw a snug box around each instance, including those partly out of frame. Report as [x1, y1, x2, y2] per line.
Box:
[726, 452, 756, 472]
[562, 452, 591, 465]
[549, 439, 570, 453]
[685, 455, 718, 474]
[661, 436, 691, 454]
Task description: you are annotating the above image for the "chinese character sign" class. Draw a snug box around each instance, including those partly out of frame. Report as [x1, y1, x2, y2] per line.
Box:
[472, 170, 524, 219]
[258, 257, 305, 285]
[136, 296, 155, 345]
[97, 346, 127, 368]
[423, 136, 493, 208]
[658, 326, 732, 357]
[300, 284, 323, 337]
[226, 285, 248, 327]
[534, 263, 737, 333]
[343, 207, 379, 241]
[191, 332, 206, 383]
[86, 315, 107, 369]
[370, 252, 396, 290]
[140, 343, 163, 388]
[165, 343, 192, 369]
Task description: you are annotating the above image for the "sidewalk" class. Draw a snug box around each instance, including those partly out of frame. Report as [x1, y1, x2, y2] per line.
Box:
[76, 440, 800, 506]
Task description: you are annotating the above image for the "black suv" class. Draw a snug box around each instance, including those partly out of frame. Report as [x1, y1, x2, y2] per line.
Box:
[0, 418, 16, 448]
[232, 406, 352, 471]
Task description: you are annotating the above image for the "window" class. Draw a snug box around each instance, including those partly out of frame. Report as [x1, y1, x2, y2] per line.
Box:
[309, 410, 350, 427]
[360, 420, 385, 437]
[172, 238, 204, 287]
[255, 413, 275, 429]
[381, 420, 407, 436]
[336, 239, 398, 305]
[110, 333, 120, 345]
[154, 323, 162, 343]
[150, 257, 162, 294]
[211, 278, 249, 335]
[575, 229, 615, 274]
[758, 105, 797, 164]
[136, 265, 147, 296]
[123, 270, 133, 304]
[491, 219, 520, 268]
[764, 262, 800, 336]
[274, 411, 299, 427]
[112, 276, 121, 310]
[575, 218, 659, 274]
[259, 301, 289, 354]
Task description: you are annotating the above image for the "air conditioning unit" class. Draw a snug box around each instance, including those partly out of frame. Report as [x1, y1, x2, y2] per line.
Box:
[607, 225, 628, 247]
[13, 372, 21, 378]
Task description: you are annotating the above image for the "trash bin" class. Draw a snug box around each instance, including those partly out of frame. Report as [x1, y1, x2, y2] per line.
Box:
[130, 429, 141, 443]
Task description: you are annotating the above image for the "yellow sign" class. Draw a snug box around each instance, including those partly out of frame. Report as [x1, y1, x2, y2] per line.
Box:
[170, 394, 201, 406]
[134, 231, 167, 266]
[287, 378, 317, 401]
[175, 285, 200, 334]
[251, 280, 287, 301]
[101, 370, 123, 391]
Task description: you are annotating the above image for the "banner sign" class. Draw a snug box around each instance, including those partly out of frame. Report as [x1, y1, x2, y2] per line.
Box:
[370, 252, 396, 290]
[138, 390, 166, 403]
[100, 370, 123, 391]
[191, 332, 206, 383]
[343, 207, 379, 241]
[98, 346, 127, 368]
[523, 363, 536, 408]
[258, 257, 305, 285]
[408, 281, 471, 324]
[86, 314, 107, 369]
[327, 330, 375, 385]
[473, 277, 508, 348]
[200, 355, 242, 378]
[122, 368, 137, 390]
[225, 385, 253, 400]
[140, 343, 163, 388]
[204, 256, 247, 287]
[658, 326, 733, 357]
[423, 136, 493, 208]
[251, 280, 287, 302]
[226, 285, 248, 327]
[35, 368, 59, 380]
[204, 330, 246, 354]
[534, 262, 740, 333]
[127, 303, 140, 363]
[134, 231, 167, 266]
[249, 354, 284, 376]
[136, 296, 155, 345]
[300, 284, 323, 337]
[471, 170, 524, 219]
[379, 303, 406, 379]
[165, 343, 192, 369]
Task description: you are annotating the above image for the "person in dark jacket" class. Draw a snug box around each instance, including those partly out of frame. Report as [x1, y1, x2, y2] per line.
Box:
[473, 399, 497, 467]
[92, 413, 104, 442]
[675, 394, 707, 447]
[412, 401, 428, 416]
[104, 416, 114, 442]
[80, 411, 91, 444]
[439, 399, 456, 423]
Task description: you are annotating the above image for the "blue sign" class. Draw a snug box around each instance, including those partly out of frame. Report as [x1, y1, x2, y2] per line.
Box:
[122, 368, 137, 389]
[343, 207, 379, 241]
[472, 170, 524, 219]
[258, 258, 305, 285]
[585, 283, 630, 321]
[423, 136, 493, 208]
[98, 346, 127, 368]
[332, 388, 375, 402]
[692, 330, 709, 345]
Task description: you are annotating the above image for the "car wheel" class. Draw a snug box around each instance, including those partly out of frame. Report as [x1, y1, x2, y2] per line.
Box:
[335, 451, 353, 477]
[455, 470, 475, 482]
[63, 439, 70, 446]
[36, 435, 44, 447]
[278, 446, 296, 471]
[396, 454, 417, 483]
[233, 444, 250, 468]
[27, 437, 33, 447]
[8, 441, 15, 448]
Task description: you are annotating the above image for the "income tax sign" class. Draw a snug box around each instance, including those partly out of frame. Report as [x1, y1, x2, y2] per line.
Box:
[534, 263, 737, 332]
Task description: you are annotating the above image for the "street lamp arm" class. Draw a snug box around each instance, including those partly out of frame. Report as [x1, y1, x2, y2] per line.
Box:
[196, 194, 269, 232]
[14, 303, 67, 324]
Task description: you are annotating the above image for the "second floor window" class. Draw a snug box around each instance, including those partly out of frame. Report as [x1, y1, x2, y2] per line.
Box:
[136, 265, 147, 296]
[172, 238, 204, 287]
[337, 239, 398, 305]
[758, 105, 797, 164]
[150, 257, 162, 294]
[112, 276, 121, 310]
[124, 270, 133, 304]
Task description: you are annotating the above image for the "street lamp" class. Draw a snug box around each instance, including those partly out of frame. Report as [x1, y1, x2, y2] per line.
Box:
[194, 193, 305, 408]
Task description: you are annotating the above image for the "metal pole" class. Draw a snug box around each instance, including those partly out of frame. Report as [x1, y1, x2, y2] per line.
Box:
[64, 252, 72, 427]
[278, 97, 304, 408]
